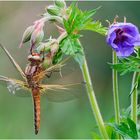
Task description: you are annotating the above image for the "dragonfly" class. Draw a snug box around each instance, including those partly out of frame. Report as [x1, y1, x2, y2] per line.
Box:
[0, 44, 83, 135]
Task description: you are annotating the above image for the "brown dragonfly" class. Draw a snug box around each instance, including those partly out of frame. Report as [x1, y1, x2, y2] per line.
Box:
[0, 44, 83, 135]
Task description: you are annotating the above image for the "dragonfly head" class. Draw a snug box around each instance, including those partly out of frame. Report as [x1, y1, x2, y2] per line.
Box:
[28, 53, 42, 63]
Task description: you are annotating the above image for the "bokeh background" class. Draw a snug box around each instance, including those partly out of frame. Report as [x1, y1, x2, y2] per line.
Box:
[0, 1, 139, 139]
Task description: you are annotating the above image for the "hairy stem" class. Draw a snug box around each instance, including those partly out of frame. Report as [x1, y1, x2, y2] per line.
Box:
[81, 56, 109, 139]
[112, 51, 120, 123]
[131, 72, 139, 124]
[112, 51, 120, 139]
[58, 32, 108, 138]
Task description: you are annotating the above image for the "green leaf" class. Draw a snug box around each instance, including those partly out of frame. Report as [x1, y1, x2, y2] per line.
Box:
[63, 2, 106, 35]
[106, 124, 117, 139]
[83, 21, 107, 35]
[60, 35, 84, 65]
[108, 118, 138, 139]
[52, 48, 63, 64]
[109, 55, 140, 75]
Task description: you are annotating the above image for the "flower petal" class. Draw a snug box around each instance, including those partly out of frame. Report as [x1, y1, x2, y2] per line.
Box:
[106, 22, 140, 57]
[116, 41, 134, 57]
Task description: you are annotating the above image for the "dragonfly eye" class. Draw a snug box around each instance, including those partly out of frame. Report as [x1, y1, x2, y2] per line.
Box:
[7, 81, 21, 95]
[28, 54, 42, 62]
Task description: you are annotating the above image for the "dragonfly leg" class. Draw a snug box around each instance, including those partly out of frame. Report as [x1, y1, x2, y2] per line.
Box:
[0, 43, 26, 81]
[45, 69, 61, 78]
[45, 71, 52, 78]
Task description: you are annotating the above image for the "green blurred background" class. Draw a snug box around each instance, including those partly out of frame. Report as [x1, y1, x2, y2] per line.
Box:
[0, 1, 139, 139]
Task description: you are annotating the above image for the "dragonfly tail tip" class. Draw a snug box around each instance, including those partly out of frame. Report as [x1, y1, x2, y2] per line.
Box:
[35, 129, 39, 135]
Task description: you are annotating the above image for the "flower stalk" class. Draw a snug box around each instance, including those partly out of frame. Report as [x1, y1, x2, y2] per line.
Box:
[112, 51, 120, 124]
[131, 72, 139, 124]
[112, 51, 120, 139]
[57, 32, 108, 138]
[81, 56, 109, 139]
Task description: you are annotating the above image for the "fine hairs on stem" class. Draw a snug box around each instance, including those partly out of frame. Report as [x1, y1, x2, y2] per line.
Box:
[58, 33, 109, 138]
[81, 56, 109, 139]
[131, 72, 139, 124]
[112, 51, 120, 139]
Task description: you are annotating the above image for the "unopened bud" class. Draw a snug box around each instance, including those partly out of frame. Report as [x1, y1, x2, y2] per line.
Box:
[47, 5, 60, 16]
[30, 29, 44, 50]
[19, 26, 34, 48]
[37, 42, 50, 53]
[21, 26, 34, 43]
[42, 55, 52, 69]
[54, 0, 66, 8]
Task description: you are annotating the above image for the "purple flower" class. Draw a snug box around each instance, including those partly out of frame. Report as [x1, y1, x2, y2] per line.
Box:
[106, 22, 140, 57]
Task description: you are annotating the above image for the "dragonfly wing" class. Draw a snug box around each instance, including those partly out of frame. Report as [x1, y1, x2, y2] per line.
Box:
[0, 75, 31, 97]
[40, 83, 85, 102]
[35, 57, 71, 79]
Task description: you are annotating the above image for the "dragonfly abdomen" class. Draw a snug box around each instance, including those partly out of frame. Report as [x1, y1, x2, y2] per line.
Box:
[32, 88, 41, 135]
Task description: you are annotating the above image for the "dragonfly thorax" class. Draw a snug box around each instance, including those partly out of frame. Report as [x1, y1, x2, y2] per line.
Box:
[25, 53, 44, 88]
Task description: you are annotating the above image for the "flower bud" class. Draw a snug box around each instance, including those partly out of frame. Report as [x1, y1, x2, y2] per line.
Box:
[22, 26, 34, 43]
[30, 18, 45, 51]
[47, 5, 61, 16]
[42, 54, 52, 69]
[37, 42, 50, 53]
[30, 30, 44, 50]
[19, 26, 34, 48]
[54, 0, 66, 8]
[37, 39, 59, 55]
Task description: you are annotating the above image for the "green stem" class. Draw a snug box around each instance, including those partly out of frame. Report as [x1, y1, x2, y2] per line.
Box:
[57, 32, 108, 139]
[112, 51, 120, 139]
[43, 16, 63, 24]
[112, 51, 120, 124]
[131, 72, 139, 124]
[57, 31, 67, 43]
[81, 57, 109, 139]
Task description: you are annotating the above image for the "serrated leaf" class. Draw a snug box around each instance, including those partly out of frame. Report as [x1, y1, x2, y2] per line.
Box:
[83, 21, 107, 35]
[60, 36, 84, 65]
[127, 118, 138, 137]
[108, 118, 138, 139]
[63, 2, 105, 35]
[109, 56, 140, 75]
[106, 125, 117, 139]
[63, 18, 70, 34]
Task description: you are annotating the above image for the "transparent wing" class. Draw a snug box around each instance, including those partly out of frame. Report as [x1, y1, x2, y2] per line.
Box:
[40, 83, 86, 102]
[46, 57, 71, 73]
[0, 75, 31, 97]
[34, 57, 71, 79]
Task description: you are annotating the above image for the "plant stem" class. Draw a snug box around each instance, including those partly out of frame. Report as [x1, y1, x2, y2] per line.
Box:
[57, 32, 108, 139]
[81, 56, 109, 139]
[112, 51, 120, 139]
[112, 51, 120, 124]
[131, 72, 139, 124]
